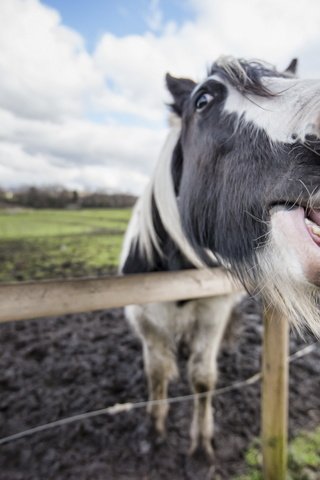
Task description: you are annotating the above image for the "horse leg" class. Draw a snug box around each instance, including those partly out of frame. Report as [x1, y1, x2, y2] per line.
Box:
[143, 335, 178, 435]
[188, 295, 237, 457]
[126, 304, 178, 436]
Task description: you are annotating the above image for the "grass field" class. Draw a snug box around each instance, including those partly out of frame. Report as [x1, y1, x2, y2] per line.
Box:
[234, 428, 320, 480]
[0, 208, 131, 282]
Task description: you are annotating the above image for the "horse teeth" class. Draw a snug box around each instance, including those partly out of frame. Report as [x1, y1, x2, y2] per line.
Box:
[311, 225, 320, 237]
[305, 217, 317, 227]
[304, 217, 320, 236]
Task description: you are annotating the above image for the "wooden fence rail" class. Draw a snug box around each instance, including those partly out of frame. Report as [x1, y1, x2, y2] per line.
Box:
[0, 268, 241, 323]
[0, 268, 288, 480]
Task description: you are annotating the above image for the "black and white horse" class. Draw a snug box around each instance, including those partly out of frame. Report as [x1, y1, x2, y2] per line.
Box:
[120, 56, 320, 456]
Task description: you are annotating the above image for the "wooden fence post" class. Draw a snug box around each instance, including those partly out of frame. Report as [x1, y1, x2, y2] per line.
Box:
[262, 306, 289, 480]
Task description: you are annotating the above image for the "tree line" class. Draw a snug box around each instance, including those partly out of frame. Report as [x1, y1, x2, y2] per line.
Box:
[0, 186, 137, 209]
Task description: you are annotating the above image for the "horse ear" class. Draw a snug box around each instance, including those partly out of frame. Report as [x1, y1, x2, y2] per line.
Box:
[166, 73, 196, 116]
[284, 58, 298, 76]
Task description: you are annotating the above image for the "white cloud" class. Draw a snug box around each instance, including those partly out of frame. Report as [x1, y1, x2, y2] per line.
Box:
[0, 107, 165, 194]
[0, 0, 102, 121]
[0, 0, 320, 194]
[0, 0, 167, 193]
[0, 140, 149, 194]
[145, 0, 163, 32]
[190, 0, 320, 68]
[0, 108, 165, 169]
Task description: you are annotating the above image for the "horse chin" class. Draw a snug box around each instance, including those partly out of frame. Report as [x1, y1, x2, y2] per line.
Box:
[270, 206, 320, 287]
[252, 206, 320, 336]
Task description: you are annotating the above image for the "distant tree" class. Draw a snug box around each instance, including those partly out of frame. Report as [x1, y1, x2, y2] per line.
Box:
[0, 186, 137, 209]
[72, 190, 79, 203]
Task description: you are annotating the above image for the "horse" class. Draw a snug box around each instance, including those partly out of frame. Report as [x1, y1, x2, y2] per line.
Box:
[120, 56, 320, 456]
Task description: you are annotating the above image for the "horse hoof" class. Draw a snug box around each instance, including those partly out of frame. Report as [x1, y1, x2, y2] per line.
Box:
[189, 441, 215, 463]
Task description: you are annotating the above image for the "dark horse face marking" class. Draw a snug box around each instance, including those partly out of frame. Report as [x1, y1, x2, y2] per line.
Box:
[166, 56, 320, 333]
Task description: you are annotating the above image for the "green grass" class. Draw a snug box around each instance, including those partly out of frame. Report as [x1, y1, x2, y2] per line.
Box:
[0, 208, 131, 282]
[0, 209, 131, 239]
[233, 428, 320, 480]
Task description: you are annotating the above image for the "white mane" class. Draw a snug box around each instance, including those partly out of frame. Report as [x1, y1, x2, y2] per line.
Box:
[120, 115, 209, 270]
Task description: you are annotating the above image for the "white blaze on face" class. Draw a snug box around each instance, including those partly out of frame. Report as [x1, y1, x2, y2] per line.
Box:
[215, 75, 320, 143]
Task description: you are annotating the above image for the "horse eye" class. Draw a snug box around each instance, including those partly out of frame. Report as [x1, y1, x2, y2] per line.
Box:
[195, 93, 214, 111]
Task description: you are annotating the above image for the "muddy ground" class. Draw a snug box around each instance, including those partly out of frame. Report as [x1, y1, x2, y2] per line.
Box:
[0, 297, 319, 480]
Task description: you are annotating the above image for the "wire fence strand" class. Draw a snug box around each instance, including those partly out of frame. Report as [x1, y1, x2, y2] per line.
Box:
[0, 342, 317, 446]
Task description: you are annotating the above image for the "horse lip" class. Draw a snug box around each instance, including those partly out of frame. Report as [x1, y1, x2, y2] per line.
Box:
[270, 206, 320, 287]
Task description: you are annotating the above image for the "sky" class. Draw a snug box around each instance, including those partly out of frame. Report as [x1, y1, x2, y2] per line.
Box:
[0, 0, 320, 195]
